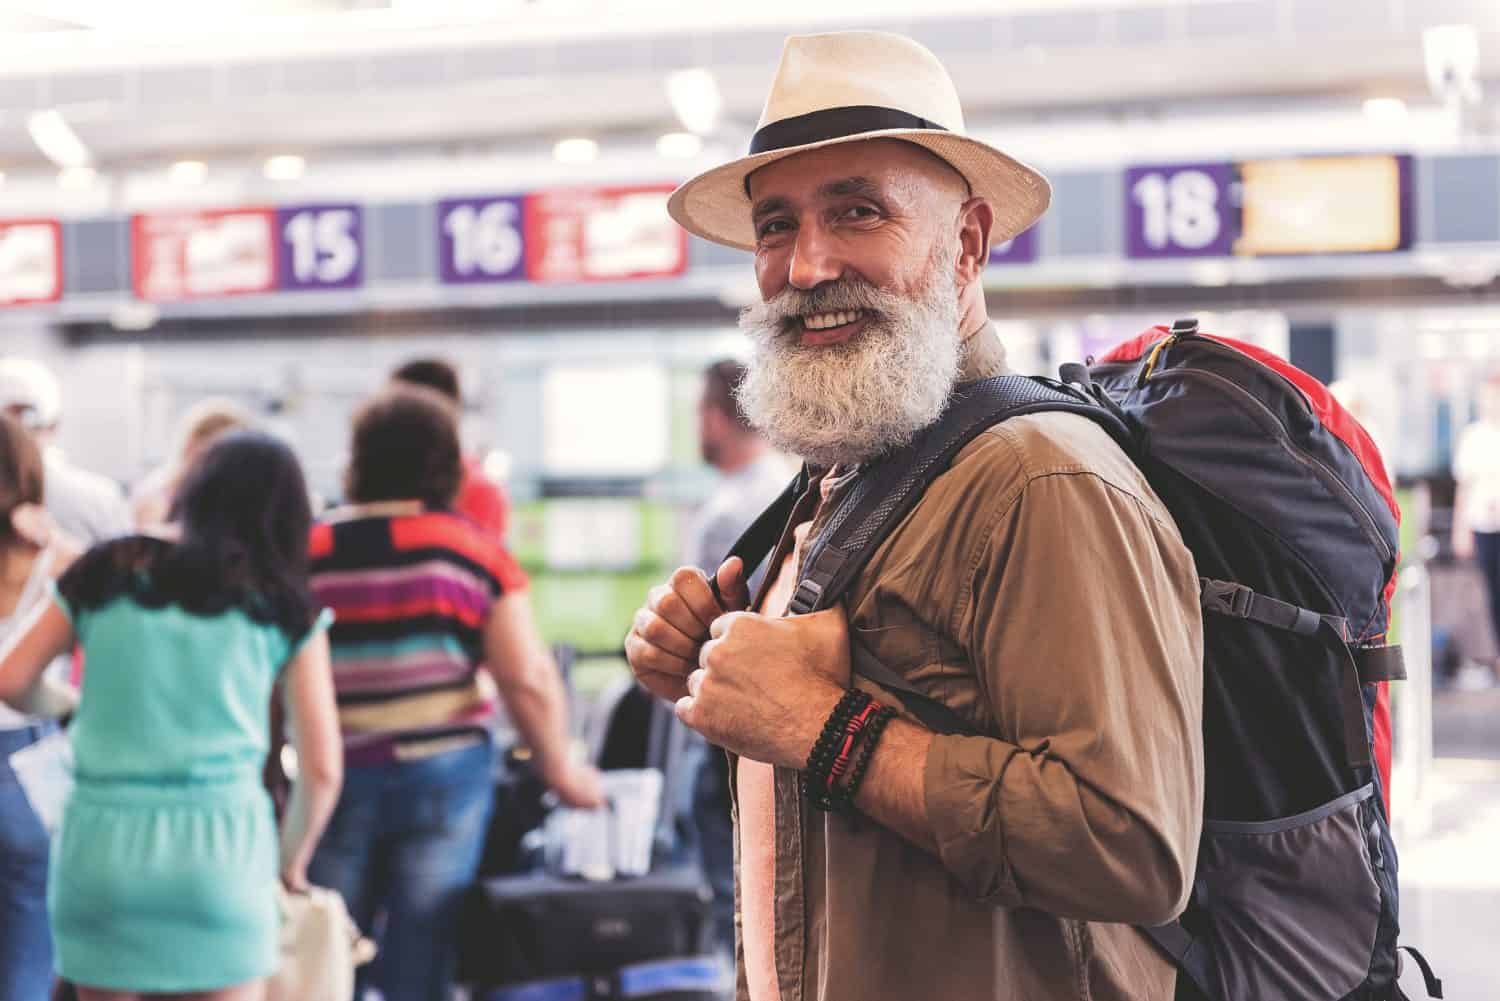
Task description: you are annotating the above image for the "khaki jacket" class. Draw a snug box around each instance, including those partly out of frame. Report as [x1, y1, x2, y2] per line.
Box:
[732, 330, 1205, 1001]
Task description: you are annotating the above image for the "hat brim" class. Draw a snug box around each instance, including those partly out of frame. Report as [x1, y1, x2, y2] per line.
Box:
[667, 129, 1050, 252]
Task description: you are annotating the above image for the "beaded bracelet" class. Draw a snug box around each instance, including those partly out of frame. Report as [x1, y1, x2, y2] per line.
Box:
[831, 704, 898, 814]
[805, 689, 872, 805]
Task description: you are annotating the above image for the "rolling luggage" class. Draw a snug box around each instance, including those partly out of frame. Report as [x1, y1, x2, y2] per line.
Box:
[459, 679, 723, 1000]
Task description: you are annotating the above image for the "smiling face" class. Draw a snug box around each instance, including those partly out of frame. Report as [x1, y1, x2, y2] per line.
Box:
[734, 139, 991, 467]
[749, 139, 973, 346]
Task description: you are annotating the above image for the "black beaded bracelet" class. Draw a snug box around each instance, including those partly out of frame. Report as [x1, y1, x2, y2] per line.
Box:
[832, 704, 898, 813]
[805, 689, 872, 803]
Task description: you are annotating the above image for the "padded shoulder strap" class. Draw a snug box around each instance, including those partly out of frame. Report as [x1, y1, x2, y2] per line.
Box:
[709, 470, 805, 608]
[788, 375, 1131, 616]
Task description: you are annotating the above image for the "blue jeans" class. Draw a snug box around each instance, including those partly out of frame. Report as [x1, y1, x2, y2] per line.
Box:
[0, 722, 57, 1001]
[691, 745, 735, 955]
[308, 738, 494, 1001]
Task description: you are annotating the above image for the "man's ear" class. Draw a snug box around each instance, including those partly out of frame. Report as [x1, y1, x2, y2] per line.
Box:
[955, 197, 995, 285]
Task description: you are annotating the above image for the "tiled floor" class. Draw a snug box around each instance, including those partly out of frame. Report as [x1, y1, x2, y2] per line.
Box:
[1393, 688, 1500, 1001]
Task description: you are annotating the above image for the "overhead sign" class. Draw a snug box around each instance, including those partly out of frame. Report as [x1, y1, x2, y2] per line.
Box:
[277, 203, 363, 290]
[1125, 155, 1412, 260]
[0, 220, 62, 307]
[524, 184, 686, 283]
[989, 225, 1039, 265]
[133, 203, 364, 301]
[438, 195, 526, 284]
[132, 209, 277, 302]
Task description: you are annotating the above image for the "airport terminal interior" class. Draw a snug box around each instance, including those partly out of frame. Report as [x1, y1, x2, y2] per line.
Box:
[0, 2, 1498, 1000]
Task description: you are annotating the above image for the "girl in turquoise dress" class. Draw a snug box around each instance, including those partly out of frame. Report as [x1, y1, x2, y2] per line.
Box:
[0, 431, 344, 1001]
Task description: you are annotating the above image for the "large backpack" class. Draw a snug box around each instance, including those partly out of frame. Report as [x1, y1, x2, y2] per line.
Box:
[723, 319, 1442, 1001]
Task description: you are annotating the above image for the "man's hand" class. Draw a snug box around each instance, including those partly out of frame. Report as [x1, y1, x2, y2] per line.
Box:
[676, 606, 850, 768]
[626, 558, 752, 703]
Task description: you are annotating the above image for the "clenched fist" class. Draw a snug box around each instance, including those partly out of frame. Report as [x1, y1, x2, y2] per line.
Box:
[677, 605, 851, 769]
[625, 557, 752, 704]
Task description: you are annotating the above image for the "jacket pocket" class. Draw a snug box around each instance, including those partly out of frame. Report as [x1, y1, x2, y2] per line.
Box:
[1198, 783, 1382, 1001]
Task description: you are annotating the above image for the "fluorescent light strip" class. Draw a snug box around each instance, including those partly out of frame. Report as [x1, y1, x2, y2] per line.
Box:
[27, 110, 91, 169]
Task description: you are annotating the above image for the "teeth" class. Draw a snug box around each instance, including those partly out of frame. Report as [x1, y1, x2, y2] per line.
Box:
[803, 310, 862, 330]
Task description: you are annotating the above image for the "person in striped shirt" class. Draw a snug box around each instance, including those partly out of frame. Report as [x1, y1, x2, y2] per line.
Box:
[307, 386, 601, 1001]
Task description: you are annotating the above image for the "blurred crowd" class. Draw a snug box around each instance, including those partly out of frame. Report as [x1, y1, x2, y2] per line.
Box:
[0, 354, 693, 1001]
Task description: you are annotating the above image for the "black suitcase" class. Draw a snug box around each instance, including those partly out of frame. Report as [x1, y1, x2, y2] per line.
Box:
[461, 671, 724, 1000]
[458, 864, 718, 997]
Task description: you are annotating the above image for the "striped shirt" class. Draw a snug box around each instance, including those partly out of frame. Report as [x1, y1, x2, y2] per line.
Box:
[308, 502, 528, 765]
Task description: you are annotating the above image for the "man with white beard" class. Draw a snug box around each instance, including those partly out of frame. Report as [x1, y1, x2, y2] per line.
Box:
[626, 31, 1204, 1001]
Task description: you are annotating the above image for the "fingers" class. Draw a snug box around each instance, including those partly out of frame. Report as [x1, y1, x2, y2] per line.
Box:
[631, 607, 699, 660]
[645, 566, 722, 642]
[624, 626, 693, 671]
[716, 556, 751, 612]
[637, 669, 689, 704]
[708, 611, 751, 641]
[669, 566, 726, 630]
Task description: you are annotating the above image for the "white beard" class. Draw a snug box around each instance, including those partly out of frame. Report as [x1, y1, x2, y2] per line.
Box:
[735, 262, 963, 468]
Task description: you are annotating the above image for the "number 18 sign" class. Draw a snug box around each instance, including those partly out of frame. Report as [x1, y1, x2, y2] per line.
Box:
[1125, 162, 1238, 259]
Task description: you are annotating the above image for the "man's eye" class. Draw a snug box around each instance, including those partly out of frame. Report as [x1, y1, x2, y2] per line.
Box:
[757, 219, 792, 238]
[841, 205, 878, 221]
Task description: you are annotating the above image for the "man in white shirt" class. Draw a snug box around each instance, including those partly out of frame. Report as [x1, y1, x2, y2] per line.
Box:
[1453, 372, 1500, 682]
[0, 359, 130, 547]
[687, 361, 791, 594]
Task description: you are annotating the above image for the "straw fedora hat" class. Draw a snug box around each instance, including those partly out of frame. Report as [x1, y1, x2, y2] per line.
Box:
[667, 30, 1051, 252]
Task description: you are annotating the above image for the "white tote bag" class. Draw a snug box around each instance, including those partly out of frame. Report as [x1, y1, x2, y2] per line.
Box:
[8, 728, 74, 835]
[267, 884, 376, 1001]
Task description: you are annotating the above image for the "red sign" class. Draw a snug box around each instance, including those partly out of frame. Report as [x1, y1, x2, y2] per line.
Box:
[524, 184, 686, 283]
[131, 208, 277, 302]
[0, 220, 62, 307]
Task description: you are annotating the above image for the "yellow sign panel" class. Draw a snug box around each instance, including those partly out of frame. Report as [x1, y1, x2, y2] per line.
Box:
[1236, 155, 1404, 256]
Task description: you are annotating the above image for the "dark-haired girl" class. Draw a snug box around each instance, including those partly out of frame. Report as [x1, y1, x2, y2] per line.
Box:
[0, 430, 343, 1001]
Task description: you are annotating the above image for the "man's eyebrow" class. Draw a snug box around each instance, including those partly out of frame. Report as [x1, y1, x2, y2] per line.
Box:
[751, 195, 793, 223]
[817, 176, 883, 201]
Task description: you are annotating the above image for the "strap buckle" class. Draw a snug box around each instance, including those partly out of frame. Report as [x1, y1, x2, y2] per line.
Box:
[788, 579, 823, 615]
[1201, 579, 1254, 619]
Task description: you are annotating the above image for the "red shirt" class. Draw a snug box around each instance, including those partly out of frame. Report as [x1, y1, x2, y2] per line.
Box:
[456, 456, 510, 541]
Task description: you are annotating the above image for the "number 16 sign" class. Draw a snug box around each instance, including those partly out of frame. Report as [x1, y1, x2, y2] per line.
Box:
[1124, 162, 1238, 259]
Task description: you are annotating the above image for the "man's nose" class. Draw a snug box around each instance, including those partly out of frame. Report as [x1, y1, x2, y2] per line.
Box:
[787, 225, 845, 291]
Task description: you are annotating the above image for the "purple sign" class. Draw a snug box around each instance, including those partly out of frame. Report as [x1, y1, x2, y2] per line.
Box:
[989, 225, 1039, 265]
[1124, 162, 1237, 259]
[438, 195, 526, 284]
[275, 204, 363, 290]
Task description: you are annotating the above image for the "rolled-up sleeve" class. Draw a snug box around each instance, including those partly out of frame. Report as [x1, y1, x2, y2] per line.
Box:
[922, 467, 1204, 926]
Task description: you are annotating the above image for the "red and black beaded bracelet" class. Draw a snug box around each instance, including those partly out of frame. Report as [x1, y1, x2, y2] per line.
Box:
[808, 692, 896, 813]
[831, 704, 899, 813]
[805, 689, 873, 804]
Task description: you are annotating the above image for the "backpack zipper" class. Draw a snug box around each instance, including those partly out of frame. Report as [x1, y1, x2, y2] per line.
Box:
[1152, 366, 1394, 568]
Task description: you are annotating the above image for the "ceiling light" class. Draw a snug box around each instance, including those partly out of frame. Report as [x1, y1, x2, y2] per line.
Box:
[263, 154, 306, 181]
[58, 166, 97, 189]
[27, 110, 91, 169]
[666, 68, 722, 135]
[553, 138, 599, 164]
[1363, 98, 1408, 123]
[168, 160, 207, 184]
[656, 132, 703, 159]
